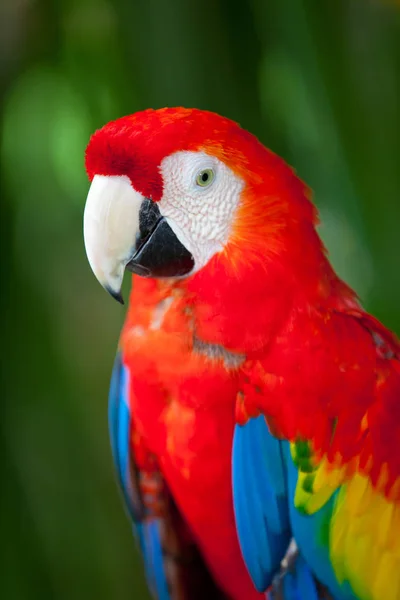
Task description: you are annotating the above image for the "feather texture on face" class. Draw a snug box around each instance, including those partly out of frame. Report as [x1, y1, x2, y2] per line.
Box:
[85, 107, 355, 349]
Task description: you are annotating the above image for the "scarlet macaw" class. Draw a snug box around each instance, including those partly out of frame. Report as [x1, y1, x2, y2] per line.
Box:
[83, 108, 399, 600]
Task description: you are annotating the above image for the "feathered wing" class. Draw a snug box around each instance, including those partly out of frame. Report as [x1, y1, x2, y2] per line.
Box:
[289, 313, 400, 600]
[109, 352, 228, 600]
[232, 415, 291, 591]
[232, 416, 332, 599]
[236, 310, 400, 600]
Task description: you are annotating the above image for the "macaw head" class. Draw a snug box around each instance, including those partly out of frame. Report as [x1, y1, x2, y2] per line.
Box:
[84, 108, 319, 304]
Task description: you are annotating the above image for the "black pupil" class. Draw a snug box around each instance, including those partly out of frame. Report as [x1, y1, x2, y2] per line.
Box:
[201, 171, 209, 182]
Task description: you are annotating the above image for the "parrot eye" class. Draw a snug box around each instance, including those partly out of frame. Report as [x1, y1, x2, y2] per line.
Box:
[195, 168, 215, 188]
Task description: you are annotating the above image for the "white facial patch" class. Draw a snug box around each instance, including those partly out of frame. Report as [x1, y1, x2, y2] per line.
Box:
[158, 150, 244, 272]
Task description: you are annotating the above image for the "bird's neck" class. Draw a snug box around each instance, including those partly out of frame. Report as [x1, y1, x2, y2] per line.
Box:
[125, 243, 358, 358]
[180, 248, 358, 356]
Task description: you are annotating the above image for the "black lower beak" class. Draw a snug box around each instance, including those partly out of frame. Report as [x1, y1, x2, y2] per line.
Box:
[126, 198, 194, 278]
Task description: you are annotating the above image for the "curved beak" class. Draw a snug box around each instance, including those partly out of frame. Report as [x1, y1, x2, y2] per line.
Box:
[83, 174, 194, 303]
[83, 175, 142, 303]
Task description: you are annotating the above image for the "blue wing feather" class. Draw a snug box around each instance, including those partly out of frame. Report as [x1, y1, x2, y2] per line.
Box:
[294, 555, 319, 600]
[108, 353, 170, 599]
[265, 553, 320, 600]
[137, 521, 171, 600]
[232, 415, 292, 592]
[233, 417, 333, 599]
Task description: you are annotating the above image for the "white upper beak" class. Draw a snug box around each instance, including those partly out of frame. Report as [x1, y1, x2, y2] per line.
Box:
[83, 174, 144, 301]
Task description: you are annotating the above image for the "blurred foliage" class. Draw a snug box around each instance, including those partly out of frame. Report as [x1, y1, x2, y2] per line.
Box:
[0, 0, 399, 598]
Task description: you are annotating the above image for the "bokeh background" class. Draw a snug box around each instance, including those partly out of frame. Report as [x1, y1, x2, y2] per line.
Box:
[1, 0, 399, 598]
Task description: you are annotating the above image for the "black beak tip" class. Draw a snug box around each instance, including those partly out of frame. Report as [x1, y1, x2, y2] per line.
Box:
[105, 285, 124, 305]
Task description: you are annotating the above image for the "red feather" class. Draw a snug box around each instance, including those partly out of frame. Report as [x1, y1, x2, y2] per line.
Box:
[85, 108, 400, 596]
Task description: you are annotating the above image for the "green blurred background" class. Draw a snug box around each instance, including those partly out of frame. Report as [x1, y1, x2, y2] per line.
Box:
[0, 0, 399, 598]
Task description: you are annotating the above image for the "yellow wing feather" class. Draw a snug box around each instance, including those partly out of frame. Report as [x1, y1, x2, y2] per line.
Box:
[291, 442, 400, 600]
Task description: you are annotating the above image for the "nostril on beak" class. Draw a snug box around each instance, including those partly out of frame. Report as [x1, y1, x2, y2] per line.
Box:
[136, 198, 162, 248]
